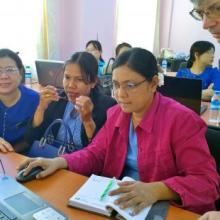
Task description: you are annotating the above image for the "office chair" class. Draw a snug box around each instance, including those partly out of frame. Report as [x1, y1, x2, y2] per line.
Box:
[179, 61, 187, 70]
[206, 125, 220, 173]
[205, 125, 220, 210]
[170, 59, 186, 72]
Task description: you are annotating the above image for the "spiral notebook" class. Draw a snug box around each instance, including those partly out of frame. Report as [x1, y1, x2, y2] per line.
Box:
[68, 174, 151, 220]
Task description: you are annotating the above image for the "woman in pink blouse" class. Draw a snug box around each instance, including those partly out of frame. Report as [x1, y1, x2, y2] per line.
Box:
[19, 48, 219, 215]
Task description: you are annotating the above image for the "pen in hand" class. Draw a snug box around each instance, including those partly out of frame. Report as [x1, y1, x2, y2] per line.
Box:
[100, 177, 115, 201]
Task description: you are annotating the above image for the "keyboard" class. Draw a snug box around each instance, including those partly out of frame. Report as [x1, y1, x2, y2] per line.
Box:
[0, 203, 17, 220]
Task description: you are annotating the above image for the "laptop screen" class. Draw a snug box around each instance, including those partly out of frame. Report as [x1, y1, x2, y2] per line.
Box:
[35, 60, 64, 89]
[157, 75, 202, 114]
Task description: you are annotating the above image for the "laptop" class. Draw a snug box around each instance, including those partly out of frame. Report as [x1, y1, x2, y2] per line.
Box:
[35, 59, 64, 89]
[158, 75, 203, 115]
[0, 174, 68, 219]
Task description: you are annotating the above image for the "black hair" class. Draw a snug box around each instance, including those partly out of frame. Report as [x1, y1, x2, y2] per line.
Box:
[187, 41, 215, 68]
[0, 48, 25, 76]
[64, 51, 98, 83]
[112, 48, 158, 82]
[86, 40, 104, 62]
[115, 42, 132, 56]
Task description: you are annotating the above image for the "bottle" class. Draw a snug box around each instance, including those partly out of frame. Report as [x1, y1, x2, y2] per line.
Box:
[209, 90, 220, 125]
[161, 59, 167, 75]
[25, 65, 32, 88]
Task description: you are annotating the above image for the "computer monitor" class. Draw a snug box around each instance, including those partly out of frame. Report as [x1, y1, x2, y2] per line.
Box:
[157, 75, 202, 115]
[35, 59, 64, 89]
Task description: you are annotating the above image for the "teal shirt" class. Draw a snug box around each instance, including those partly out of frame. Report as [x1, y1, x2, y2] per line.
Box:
[122, 119, 140, 180]
[57, 102, 83, 150]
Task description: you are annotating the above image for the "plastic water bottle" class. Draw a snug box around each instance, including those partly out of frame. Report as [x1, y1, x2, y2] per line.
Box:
[25, 65, 32, 88]
[209, 91, 220, 125]
[161, 59, 167, 75]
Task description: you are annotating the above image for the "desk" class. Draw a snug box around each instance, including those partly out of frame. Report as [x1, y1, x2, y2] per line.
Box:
[0, 152, 200, 220]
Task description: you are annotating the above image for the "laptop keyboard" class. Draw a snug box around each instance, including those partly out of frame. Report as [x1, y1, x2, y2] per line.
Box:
[0, 204, 17, 220]
[0, 212, 11, 220]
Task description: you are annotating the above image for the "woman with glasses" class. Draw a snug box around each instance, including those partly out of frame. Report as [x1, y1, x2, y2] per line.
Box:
[25, 51, 116, 154]
[86, 40, 105, 76]
[0, 48, 39, 153]
[19, 48, 219, 215]
[176, 41, 220, 100]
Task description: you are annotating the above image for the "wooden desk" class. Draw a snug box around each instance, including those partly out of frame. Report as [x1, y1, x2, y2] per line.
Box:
[0, 152, 200, 220]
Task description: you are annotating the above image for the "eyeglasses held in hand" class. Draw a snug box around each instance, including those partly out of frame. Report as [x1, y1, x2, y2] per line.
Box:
[0, 66, 19, 75]
[189, 3, 220, 21]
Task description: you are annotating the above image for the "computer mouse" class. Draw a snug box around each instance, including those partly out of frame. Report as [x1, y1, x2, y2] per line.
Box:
[16, 166, 43, 182]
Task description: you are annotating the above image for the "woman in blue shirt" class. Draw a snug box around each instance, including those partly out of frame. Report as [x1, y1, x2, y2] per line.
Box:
[176, 41, 220, 100]
[86, 40, 105, 76]
[0, 49, 39, 153]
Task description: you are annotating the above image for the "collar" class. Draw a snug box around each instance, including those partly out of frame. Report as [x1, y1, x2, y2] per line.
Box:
[114, 92, 161, 134]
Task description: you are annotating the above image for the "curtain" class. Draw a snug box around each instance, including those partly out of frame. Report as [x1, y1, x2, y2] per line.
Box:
[37, 0, 60, 60]
[37, 0, 49, 59]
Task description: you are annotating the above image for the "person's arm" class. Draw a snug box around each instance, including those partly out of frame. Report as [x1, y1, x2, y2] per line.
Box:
[163, 112, 219, 213]
[75, 96, 96, 140]
[202, 83, 214, 101]
[33, 86, 59, 127]
[198, 211, 220, 220]
[62, 122, 108, 176]
[18, 157, 68, 179]
[109, 181, 179, 215]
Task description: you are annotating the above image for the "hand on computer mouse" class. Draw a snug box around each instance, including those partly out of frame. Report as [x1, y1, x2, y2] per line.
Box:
[16, 166, 43, 182]
[17, 157, 68, 180]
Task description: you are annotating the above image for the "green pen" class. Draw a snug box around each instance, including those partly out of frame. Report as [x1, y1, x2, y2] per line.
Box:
[99, 177, 115, 201]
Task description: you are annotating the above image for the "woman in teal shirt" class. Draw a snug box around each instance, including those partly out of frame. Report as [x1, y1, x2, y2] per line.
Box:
[86, 40, 105, 76]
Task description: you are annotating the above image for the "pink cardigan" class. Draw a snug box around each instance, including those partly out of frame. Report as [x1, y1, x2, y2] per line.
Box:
[62, 92, 219, 214]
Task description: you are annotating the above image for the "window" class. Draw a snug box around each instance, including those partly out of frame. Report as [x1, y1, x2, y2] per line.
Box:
[116, 0, 158, 51]
[0, 0, 43, 66]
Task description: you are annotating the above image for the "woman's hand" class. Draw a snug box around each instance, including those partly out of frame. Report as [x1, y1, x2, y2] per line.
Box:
[17, 157, 68, 179]
[202, 84, 214, 101]
[109, 180, 179, 216]
[33, 86, 60, 127]
[75, 96, 96, 140]
[109, 181, 160, 216]
[38, 85, 60, 111]
[0, 138, 14, 153]
[75, 96, 94, 123]
[198, 211, 220, 220]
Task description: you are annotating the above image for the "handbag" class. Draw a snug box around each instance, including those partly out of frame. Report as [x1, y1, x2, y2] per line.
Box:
[25, 119, 76, 158]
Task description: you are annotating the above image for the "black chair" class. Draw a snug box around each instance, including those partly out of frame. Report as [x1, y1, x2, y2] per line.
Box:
[205, 125, 220, 210]
[206, 125, 220, 173]
[179, 61, 187, 70]
[170, 59, 186, 72]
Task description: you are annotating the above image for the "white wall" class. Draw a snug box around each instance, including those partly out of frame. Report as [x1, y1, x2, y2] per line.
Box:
[50, 0, 220, 67]
[56, 0, 116, 61]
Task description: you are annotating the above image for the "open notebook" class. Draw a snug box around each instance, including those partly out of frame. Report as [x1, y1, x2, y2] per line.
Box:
[68, 174, 151, 220]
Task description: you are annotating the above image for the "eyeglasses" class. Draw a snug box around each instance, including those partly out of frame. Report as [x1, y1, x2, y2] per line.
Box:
[189, 3, 220, 21]
[112, 79, 147, 92]
[0, 66, 19, 75]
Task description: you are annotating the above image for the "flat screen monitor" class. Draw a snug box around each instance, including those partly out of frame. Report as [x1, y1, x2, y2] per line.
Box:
[157, 75, 202, 115]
